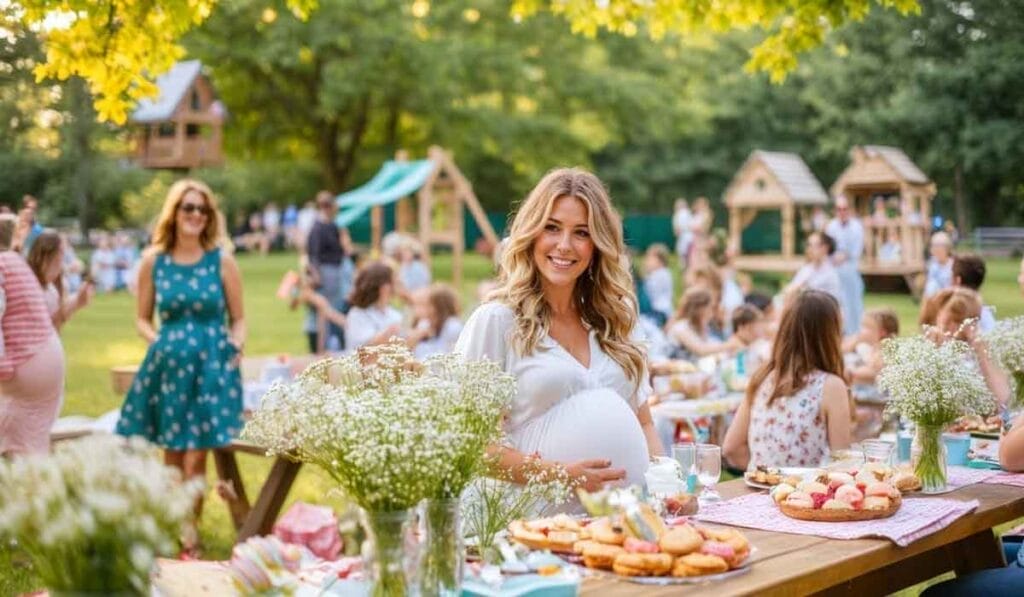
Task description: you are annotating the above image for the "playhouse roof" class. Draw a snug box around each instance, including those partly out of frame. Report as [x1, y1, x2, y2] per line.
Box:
[860, 145, 930, 185]
[726, 150, 829, 206]
[130, 60, 203, 123]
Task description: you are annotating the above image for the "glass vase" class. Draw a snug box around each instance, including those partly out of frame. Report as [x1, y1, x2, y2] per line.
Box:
[361, 508, 417, 597]
[912, 424, 947, 494]
[419, 498, 463, 597]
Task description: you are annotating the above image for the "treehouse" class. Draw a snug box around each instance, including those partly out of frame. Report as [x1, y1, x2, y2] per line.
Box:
[130, 60, 225, 169]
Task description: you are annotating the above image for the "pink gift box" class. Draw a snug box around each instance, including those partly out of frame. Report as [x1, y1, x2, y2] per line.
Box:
[273, 502, 343, 561]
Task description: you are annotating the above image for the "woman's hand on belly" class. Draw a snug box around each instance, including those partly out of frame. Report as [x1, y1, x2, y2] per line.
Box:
[565, 459, 626, 493]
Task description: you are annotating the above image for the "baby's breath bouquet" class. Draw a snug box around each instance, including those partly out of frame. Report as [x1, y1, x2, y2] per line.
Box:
[878, 333, 994, 492]
[243, 342, 514, 597]
[0, 435, 201, 595]
[984, 316, 1024, 409]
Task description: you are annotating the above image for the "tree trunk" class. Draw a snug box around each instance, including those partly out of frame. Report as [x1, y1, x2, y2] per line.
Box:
[318, 118, 342, 192]
[67, 77, 94, 235]
[953, 162, 968, 236]
[333, 93, 372, 189]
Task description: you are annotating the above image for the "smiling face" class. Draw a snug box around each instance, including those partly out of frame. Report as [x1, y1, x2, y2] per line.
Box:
[532, 195, 594, 292]
[175, 189, 210, 240]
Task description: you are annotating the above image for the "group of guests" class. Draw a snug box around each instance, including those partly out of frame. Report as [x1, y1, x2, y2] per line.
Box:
[284, 191, 458, 358]
[233, 200, 322, 256]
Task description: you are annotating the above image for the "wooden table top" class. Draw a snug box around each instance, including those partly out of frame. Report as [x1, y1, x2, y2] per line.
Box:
[580, 478, 1024, 596]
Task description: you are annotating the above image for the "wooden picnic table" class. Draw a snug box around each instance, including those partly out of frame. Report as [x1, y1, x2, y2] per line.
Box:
[580, 478, 1024, 595]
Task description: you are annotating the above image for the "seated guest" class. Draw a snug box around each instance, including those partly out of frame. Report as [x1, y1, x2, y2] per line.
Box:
[784, 232, 841, 302]
[845, 308, 899, 386]
[920, 287, 1011, 406]
[688, 264, 727, 339]
[642, 243, 674, 325]
[407, 284, 463, 359]
[343, 261, 402, 353]
[953, 253, 996, 332]
[923, 231, 954, 298]
[729, 304, 769, 374]
[722, 290, 852, 469]
[666, 287, 740, 360]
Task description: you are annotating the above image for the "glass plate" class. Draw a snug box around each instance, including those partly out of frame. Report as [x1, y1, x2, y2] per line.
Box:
[743, 467, 818, 489]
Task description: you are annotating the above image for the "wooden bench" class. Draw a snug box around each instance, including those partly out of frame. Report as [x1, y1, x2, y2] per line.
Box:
[972, 227, 1024, 257]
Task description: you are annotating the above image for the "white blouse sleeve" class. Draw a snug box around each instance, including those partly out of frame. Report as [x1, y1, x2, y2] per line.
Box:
[630, 325, 654, 408]
[344, 307, 377, 351]
[439, 317, 465, 353]
[454, 302, 512, 368]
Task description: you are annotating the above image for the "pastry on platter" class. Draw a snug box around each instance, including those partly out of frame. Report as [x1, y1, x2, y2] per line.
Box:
[774, 473, 903, 521]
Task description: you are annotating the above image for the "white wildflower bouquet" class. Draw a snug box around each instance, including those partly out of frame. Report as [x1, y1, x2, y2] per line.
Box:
[0, 435, 201, 594]
[878, 332, 995, 492]
[983, 316, 1024, 408]
[242, 342, 515, 511]
[878, 333, 994, 426]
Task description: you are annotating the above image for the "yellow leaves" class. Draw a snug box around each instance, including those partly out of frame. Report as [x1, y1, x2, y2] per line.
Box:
[261, 8, 278, 24]
[411, 0, 431, 19]
[463, 8, 481, 24]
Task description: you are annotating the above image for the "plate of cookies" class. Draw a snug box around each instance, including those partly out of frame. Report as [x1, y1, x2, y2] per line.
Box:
[510, 504, 753, 584]
[743, 465, 815, 489]
[770, 469, 904, 521]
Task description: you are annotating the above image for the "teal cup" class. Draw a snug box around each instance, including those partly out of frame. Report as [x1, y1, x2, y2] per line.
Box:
[897, 433, 912, 463]
[943, 433, 971, 466]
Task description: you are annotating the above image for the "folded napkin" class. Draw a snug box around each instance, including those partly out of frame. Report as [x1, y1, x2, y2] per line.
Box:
[695, 493, 978, 547]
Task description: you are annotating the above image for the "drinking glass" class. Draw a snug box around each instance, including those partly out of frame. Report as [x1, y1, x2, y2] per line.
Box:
[695, 444, 722, 504]
[672, 442, 696, 493]
[861, 439, 895, 464]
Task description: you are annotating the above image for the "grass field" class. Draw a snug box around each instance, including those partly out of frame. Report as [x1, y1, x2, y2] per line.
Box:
[1, 251, 1021, 595]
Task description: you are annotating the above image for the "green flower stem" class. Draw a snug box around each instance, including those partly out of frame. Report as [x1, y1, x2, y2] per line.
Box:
[420, 498, 463, 597]
[1013, 371, 1024, 410]
[363, 509, 412, 597]
[915, 425, 947, 494]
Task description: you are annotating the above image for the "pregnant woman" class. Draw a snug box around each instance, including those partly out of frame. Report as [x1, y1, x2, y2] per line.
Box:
[456, 168, 661, 499]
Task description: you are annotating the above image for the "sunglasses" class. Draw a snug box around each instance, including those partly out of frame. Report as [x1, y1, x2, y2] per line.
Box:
[178, 202, 211, 216]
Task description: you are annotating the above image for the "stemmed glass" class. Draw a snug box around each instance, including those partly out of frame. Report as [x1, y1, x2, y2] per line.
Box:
[671, 442, 696, 493]
[696, 444, 722, 504]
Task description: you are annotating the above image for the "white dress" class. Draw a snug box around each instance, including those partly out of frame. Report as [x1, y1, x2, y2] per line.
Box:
[343, 305, 403, 353]
[455, 303, 651, 493]
[413, 316, 463, 360]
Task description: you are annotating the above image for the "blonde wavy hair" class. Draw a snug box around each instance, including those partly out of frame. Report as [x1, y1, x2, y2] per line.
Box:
[490, 167, 646, 388]
[149, 179, 227, 253]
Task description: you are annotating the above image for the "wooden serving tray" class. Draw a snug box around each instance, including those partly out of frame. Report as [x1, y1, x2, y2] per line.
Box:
[778, 494, 902, 522]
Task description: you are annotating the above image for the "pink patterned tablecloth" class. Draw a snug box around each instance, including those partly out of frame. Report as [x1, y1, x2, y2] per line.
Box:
[946, 465, 1002, 489]
[983, 472, 1024, 488]
[695, 493, 979, 547]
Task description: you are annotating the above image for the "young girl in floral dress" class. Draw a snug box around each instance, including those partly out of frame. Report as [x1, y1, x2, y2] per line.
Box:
[723, 290, 852, 470]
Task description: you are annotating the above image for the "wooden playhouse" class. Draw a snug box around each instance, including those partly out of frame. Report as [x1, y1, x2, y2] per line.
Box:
[830, 145, 936, 291]
[725, 150, 830, 273]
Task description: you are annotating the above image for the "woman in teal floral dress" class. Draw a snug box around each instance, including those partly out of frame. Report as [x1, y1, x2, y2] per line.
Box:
[116, 179, 246, 542]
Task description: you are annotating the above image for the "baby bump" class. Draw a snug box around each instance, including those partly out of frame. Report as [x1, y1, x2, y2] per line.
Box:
[511, 388, 649, 489]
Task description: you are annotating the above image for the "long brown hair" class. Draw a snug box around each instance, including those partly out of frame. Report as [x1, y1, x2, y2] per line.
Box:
[673, 287, 713, 332]
[349, 261, 394, 309]
[746, 290, 844, 406]
[26, 230, 64, 323]
[490, 168, 645, 388]
[424, 283, 459, 336]
[149, 179, 226, 253]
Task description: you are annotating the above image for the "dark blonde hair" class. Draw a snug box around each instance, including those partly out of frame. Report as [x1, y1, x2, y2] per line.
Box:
[149, 179, 225, 253]
[867, 308, 899, 339]
[747, 290, 845, 406]
[919, 287, 982, 338]
[422, 283, 460, 336]
[490, 167, 645, 387]
[675, 287, 714, 332]
[349, 261, 394, 309]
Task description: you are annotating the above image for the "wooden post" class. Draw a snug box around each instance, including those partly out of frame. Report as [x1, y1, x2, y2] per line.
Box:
[728, 206, 741, 256]
[453, 193, 464, 287]
[782, 204, 795, 259]
[371, 205, 383, 256]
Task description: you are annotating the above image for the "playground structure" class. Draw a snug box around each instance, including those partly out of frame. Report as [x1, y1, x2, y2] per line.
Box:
[130, 60, 225, 169]
[334, 146, 499, 286]
[724, 150, 829, 273]
[830, 145, 935, 291]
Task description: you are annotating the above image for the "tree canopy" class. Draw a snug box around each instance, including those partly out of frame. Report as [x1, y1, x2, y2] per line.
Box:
[13, 0, 919, 122]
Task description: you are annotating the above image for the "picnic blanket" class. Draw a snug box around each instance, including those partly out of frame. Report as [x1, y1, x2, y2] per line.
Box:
[695, 493, 978, 547]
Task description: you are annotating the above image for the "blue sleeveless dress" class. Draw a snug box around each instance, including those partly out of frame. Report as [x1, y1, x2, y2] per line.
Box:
[116, 248, 243, 450]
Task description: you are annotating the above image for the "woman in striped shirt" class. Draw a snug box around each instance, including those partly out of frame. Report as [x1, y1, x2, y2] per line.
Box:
[0, 215, 64, 456]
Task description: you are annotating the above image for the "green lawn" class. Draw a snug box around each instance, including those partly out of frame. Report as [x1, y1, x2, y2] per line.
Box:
[1, 252, 1021, 595]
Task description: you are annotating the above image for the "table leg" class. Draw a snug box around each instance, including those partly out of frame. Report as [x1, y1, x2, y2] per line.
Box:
[212, 449, 252, 531]
[237, 458, 302, 541]
[948, 528, 1006, 575]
